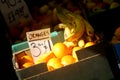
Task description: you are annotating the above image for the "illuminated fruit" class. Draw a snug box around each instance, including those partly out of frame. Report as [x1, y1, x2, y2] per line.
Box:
[72, 46, 82, 62]
[50, 62, 63, 70]
[47, 57, 63, 71]
[78, 39, 85, 48]
[21, 55, 34, 63]
[64, 41, 76, 47]
[84, 42, 95, 48]
[35, 51, 56, 64]
[52, 42, 70, 58]
[61, 55, 75, 66]
[22, 62, 34, 68]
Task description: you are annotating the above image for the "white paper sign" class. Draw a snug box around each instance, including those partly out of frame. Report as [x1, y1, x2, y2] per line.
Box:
[26, 28, 53, 63]
[0, 0, 32, 27]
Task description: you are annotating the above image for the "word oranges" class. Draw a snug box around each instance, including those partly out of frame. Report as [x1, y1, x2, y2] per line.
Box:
[52, 42, 70, 58]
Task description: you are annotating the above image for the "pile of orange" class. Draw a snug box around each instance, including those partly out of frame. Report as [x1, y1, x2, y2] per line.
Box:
[15, 39, 95, 70]
[46, 42, 78, 71]
[36, 41, 95, 71]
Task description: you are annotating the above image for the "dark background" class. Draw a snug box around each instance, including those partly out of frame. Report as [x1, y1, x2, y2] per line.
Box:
[87, 6, 120, 41]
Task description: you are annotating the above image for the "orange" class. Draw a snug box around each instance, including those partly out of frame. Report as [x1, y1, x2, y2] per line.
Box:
[19, 55, 34, 69]
[84, 41, 95, 48]
[72, 46, 82, 62]
[20, 55, 34, 63]
[22, 62, 34, 68]
[47, 57, 63, 71]
[61, 55, 75, 66]
[52, 42, 70, 58]
[15, 52, 26, 66]
[67, 46, 74, 55]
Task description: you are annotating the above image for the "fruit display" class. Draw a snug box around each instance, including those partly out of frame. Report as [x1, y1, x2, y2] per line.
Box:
[36, 40, 95, 70]
[13, 7, 100, 71]
[82, 0, 120, 16]
[13, 0, 101, 70]
[34, 7, 100, 71]
[11, 1, 120, 80]
[35, 40, 96, 71]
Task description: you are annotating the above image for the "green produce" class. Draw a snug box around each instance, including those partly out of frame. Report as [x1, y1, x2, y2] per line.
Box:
[54, 7, 95, 44]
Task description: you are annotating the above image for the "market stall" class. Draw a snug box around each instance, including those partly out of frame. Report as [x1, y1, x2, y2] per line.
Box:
[0, 0, 120, 80]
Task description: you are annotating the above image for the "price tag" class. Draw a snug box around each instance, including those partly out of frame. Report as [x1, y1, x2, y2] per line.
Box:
[26, 28, 53, 62]
[0, 0, 32, 27]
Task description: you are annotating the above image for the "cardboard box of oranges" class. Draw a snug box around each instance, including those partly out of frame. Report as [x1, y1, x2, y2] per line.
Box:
[12, 30, 117, 80]
[21, 41, 116, 80]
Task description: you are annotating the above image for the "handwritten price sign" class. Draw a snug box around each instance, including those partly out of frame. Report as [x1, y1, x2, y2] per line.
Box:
[0, 0, 32, 27]
[26, 28, 53, 62]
